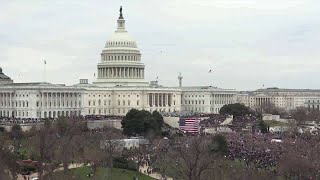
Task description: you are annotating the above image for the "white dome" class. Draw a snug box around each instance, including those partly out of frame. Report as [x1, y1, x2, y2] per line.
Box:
[105, 31, 138, 48]
[94, 9, 148, 87]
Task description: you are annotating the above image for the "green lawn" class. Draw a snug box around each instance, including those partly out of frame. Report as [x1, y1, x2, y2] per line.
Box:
[264, 120, 288, 127]
[52, 167, 156, 180]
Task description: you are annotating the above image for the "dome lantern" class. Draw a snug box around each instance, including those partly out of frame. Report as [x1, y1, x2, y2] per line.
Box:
[117, 6, 126, 32]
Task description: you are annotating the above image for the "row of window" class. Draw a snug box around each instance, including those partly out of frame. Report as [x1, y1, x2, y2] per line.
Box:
[88, 100, 140, 107]
[102, 55, 140, 61]
[0, 101, 29, 108]
[0, 93, 81, 98]
[40, 110, 81, 118]
[183, 94, 234, 98]
[0, 110, 28, 117]
[88, 94, 140, 98]
[184, 100, 205, 105]
[88, 108, 176, 115]
[36, 101, 81, 108]
[37, 93, 80, 98]
[0, 93, 29, 97]
[106, 41, 136, 47]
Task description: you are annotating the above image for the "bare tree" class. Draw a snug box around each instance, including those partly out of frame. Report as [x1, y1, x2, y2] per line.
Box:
[155, 135, 223, 180]
[0, 136, 19, 180]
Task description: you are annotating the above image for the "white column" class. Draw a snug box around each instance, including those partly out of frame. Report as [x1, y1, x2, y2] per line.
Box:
[46, 92, 48, 108]
[55, 93, 58, 108]
[152, 93, 155, 107]
[129, 68, 132, 78]
[142, 69, 144, 79]
[50, 92, 53, 109]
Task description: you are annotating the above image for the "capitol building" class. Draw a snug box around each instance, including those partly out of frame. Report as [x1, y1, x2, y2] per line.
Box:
[1, 8, 320, 119]
[0, 9, 237, 119]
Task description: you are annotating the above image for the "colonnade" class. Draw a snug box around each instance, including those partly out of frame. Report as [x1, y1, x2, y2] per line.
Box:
[148, 93, 173, 107]
[212, 94, 235, 104]
[0, 92, 13, 108]
[254, 97, 272, 107]
[39, 92, 81, 108]
[98, 67, 144, 79]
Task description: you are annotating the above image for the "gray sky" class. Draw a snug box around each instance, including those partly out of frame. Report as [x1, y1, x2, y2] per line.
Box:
[1, 0, 320, 90]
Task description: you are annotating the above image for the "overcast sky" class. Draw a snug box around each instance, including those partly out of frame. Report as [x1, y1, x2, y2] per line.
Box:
[1, 0, 320, 90]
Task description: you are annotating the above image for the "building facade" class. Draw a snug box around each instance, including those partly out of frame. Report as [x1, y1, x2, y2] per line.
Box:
[1, 8, 318, 119]
[181, 86, 237, 114]
[238, 88, 320, 112]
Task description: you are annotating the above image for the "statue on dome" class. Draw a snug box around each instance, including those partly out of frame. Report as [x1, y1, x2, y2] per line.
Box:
[119, 6, 123, 19]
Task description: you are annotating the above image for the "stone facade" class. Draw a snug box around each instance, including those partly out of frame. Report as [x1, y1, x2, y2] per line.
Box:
[238, 88, 320, 111]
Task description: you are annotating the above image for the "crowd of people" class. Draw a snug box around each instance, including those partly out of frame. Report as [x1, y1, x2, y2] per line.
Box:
[0, 117, 52, 124]
[199, 114, 228, 127]
[227, 133, 282, 171]
[84, 115, 124, 121]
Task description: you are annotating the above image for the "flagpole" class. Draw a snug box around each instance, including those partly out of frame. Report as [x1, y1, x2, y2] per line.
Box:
[44, 60, 46, 83]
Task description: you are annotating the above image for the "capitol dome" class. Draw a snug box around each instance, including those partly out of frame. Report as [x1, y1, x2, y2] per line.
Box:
[94, 7, 148, 87]
[105, 31, 138, 49]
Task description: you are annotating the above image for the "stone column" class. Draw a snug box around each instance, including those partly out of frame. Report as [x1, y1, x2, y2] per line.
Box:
[46, 92, 48, 108]
[50, 92, 53, 109]
[133, 68, 135, 78]
[55, 93, 58, 108]
[157, 93, 161, 107]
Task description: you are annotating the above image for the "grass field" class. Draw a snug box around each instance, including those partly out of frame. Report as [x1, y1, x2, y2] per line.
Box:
[53, 167, 156, 180]
[264, 120, 288, 127]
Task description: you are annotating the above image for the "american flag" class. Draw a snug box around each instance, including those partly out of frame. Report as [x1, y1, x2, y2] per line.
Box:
[179, 117, 200, 134]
